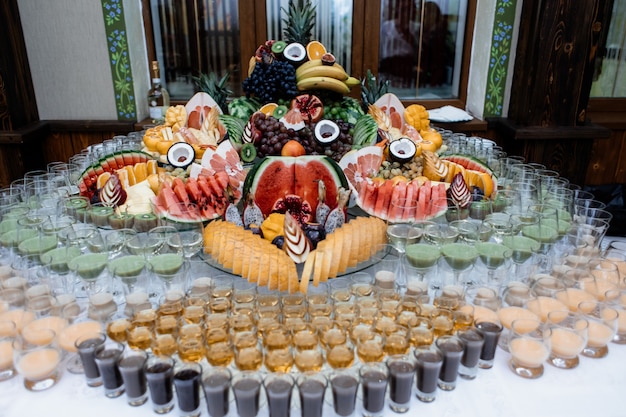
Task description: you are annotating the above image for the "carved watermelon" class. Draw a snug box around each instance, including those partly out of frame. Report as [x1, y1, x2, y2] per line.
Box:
[242, 155, 349, 220]
[78, 150, 154, 202]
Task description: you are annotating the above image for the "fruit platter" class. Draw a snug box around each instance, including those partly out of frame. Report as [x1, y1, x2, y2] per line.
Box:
[75, 36, 497, 293]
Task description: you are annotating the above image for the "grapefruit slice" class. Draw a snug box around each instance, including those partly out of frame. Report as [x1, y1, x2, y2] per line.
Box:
[306, 41, 327, 60]
[338, 146, 383, 193]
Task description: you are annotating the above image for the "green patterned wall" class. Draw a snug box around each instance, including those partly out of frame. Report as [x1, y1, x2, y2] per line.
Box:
[100, 0, 137, 121]
[483, 0, 517, 118]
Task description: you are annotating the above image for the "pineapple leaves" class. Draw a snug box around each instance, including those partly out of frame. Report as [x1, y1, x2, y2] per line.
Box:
[360, 69, 389, 112]
[193, 70, 233, 113]
[281, 0, 316, 46]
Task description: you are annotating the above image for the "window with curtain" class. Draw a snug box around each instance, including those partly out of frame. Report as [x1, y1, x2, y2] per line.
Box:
[590, 0, 626, 98]
[145, 0, 470, 102]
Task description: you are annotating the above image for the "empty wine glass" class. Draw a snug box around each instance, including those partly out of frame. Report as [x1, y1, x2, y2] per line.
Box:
[386, 198, 422, 253]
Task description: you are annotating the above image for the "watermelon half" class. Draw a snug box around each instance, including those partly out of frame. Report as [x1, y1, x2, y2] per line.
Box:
[242, 155, 349, 219]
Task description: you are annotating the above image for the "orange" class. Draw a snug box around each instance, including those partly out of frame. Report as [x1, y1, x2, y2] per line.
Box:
[143, 134, 161, 152]
[281, 140, 306, 157]
[259, 103, 278, 117]
[419, 140, 437, 153]
[156, 140, 174, 156]
[306, 41, 327, 60]
[96, 172, 111, 189]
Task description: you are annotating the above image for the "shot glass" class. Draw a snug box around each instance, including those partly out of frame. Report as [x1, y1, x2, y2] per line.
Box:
[75, 332, 106, 387]
[435, 335, 465, 391]
[297, 372, 327, 417]
[329, 368, 359, 417]
[474, 319, 502, 369]
[457, 327, 484, 380]
[232, 371, 263, 417]
[413, 344, 443, 402]
[145, 355, 176, 414]
[174, 361, 203, 417]
[202, 366, 232, 417]
[118, 349, 148, 406]
[263, 372, 295, 417]
[386, 354, 416, 413]
[360, 362, 389, 417]
[94, 340, 125, 398]
[508, 318, 551, 379]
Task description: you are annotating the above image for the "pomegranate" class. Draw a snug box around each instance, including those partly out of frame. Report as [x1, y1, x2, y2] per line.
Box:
[290, 94, 324, 123]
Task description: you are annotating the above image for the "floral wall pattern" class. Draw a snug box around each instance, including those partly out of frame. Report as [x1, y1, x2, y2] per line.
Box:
[483, 0, 517, 117]
[101, 0, 137, 121]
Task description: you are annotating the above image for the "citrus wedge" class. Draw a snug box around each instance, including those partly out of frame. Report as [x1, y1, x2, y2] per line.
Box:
[259, 102, 278, 117]
[306, 41, 327, 60]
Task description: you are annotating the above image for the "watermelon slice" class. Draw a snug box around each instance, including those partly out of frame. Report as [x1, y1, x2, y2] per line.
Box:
[355, 178, 448, 222]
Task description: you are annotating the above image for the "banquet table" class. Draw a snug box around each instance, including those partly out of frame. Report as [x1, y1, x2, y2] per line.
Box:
[2, 235, 626, 417]
[1, 337, 625, 417]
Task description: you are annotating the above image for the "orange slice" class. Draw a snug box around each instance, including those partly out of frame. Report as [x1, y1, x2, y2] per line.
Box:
[134, 162, 148, 183]
[146, 159, 158, 175]
[96, 172, 111, 189]
[306, 41, 327, 60]
[124, 165, 137, 186]
[259, 103, 278, 117]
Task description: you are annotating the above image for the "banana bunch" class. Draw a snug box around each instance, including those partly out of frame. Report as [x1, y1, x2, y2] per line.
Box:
[295, 59, 360, 95]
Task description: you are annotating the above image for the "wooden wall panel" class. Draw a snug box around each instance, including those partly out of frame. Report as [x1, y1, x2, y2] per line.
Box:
[585, 129, 626, 185]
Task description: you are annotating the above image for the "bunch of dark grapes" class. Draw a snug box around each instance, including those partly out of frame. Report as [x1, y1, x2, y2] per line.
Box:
[302, 120, 354, 161]
[243, 61, 298, 103]
[253, 113, 298, 157]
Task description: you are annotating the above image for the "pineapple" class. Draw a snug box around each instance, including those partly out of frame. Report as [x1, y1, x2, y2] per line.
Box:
[360, 69, 390, 112]
[193, 71, 233, 113]
[282, 0, 316, 45]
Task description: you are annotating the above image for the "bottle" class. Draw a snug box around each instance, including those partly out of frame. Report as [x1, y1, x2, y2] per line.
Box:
[147, 60, 170, 124]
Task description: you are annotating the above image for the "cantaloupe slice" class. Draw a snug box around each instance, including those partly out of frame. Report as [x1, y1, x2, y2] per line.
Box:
[321, 235, 334, 282]
[330, 231, 342, 278]
[312, 249, 325, 287]
[257, 249, 271, 287]
[300, 251, 316, 294]
[267, 250, 280, 291]
[338, 228, 352, 272]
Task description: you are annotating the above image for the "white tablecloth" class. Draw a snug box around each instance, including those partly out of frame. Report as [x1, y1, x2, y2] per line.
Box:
[1, 342, 625, 417]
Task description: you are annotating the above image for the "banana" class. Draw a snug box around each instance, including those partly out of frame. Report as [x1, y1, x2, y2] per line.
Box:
[247, 56, 257, 77]
[297, 76, 351, 94]
[296, 64, 349, 82]
[295, 59, 323, 77]
[344, 76, 360, 87]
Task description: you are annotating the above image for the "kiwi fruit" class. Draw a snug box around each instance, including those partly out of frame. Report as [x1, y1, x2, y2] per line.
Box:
[271, 41, 287, 55]
[273, 105, 288, 119]
[240, 143, 257, 163]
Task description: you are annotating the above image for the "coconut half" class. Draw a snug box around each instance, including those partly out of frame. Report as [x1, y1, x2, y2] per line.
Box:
[388, 138, 417, 163]
[314, 120, 340, 145]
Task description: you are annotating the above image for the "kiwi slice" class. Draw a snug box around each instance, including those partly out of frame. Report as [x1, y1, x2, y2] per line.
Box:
[240, 143, 257, 163]
[271, 41, 287, 54]
[273, 105, 288, 119]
